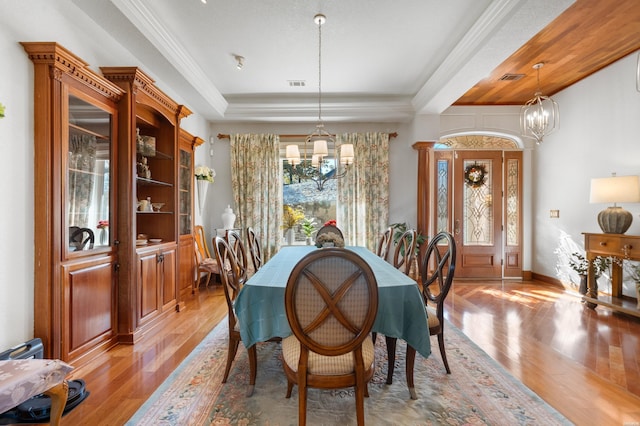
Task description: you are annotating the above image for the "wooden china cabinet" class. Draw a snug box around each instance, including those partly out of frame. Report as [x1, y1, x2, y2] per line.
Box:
[23, 43, 199, 364]
[22, 42, 124, 363]
[100, 67, 192, 344]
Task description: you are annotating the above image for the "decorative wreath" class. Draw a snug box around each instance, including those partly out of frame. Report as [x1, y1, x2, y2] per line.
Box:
[464, 163, 487, 188]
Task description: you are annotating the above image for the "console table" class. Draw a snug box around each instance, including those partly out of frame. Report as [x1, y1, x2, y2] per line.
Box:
[0, 359, 73, 425]
[583, 233, 640, 317]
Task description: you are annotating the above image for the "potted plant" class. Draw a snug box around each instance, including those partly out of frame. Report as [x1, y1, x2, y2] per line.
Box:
[389, 222, 427, 256]
[624, 262, 640, 309]
[569, 252, 611, 295]
[301, 217, 317, 245]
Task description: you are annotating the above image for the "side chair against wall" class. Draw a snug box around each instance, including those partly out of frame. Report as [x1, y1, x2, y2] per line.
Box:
[376, 226, 393, 261]
[282, 248, 379, 426]
[193, 225, 220, 291]
[246, 227, 264, 272]
[225, 229, 249, 284]
[212, 236, 257, 397]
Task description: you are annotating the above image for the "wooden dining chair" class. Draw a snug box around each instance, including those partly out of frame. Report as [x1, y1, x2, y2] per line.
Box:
[282, 248, 378, 426]
[212, 236, 257, 396]
[376, 226, 393, 261]
[193, 225, 220, 290]
[225, 229, 249, 284]
[246, 227, 264, 272]
[382, 231, 457, 400]
[69, 226, 94, 251]
[392, 229, 417, 276]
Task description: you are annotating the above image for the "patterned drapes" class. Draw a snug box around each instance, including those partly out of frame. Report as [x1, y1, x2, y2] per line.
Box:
[336, 132, 390, 251]
[230, 134, 282, 262]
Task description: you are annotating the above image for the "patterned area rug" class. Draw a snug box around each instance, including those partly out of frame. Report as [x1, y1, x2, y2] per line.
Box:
[127, 319, 570, 425]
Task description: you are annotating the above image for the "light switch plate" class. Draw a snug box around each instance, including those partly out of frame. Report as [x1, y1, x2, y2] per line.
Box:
[550, 210, 560, 218]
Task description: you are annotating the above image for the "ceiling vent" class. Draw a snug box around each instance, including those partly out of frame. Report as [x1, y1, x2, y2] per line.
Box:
[499, 73, 525, 81]
[288, 80, 306, 87]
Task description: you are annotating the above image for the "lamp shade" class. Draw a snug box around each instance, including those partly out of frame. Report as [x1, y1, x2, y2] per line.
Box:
[590, 175, 640, 234]
[589, 175, 640, 204]
[313, 140, 328, 157]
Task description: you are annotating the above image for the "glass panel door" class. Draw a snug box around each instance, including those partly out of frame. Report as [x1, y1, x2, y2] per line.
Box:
[66, 94, 112, 253]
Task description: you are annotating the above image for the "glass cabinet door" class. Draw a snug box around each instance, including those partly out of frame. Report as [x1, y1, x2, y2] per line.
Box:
[67, 94, 112, 253]
[179, 148, 192, 236]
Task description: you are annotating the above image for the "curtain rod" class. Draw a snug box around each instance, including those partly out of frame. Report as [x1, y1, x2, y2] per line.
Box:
[216, 132, 398, 140]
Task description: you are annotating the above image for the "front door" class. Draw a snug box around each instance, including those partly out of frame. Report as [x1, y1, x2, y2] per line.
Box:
[453, 151, 503, 278]
[432, 149, 523, 279]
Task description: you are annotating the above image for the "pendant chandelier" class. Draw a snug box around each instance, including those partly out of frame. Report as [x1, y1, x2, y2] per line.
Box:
[285, 13, 354, 190]
[520, 62, 559, 144]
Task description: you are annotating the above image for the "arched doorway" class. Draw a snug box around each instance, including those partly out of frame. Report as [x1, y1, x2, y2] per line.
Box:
[415, 134, 523, 279]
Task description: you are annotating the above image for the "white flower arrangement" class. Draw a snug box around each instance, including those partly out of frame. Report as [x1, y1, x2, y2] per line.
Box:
[195, 165, 216, 182]
[315, 231, 345, 248]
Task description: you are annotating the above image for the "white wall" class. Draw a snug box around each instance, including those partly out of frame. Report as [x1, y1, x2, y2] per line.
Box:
[0, 0, 216, 350]
[532, 51, 640, 293]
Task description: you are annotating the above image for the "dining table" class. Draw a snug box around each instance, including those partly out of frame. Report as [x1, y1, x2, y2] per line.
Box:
[234, 245, 430, 398]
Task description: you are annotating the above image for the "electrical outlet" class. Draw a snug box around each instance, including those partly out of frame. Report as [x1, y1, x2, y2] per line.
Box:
[550, 210, 560, 218]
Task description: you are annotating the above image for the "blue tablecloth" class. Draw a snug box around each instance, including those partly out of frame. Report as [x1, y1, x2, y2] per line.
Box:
[235, 246, 431, 358]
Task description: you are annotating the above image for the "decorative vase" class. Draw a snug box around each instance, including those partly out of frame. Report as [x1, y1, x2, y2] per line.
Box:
[578, 274, 587, 295]
[196, 179, 209, 215]
[222, 205, 236, 229]
[306, 237, 312, 245]
[286, 229, 295, 245]
[100, 227, 108, 246]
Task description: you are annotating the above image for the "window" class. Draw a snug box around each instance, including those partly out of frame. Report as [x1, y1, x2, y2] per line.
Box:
[281, 140, 336, 242]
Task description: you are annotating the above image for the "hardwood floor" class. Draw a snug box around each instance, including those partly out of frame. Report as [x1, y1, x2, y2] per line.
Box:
[41, 279, 640, 425]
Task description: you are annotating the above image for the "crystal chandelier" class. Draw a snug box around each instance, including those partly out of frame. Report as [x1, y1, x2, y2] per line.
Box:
[285, 13, 354, 191]
[520, 63, 559, 144]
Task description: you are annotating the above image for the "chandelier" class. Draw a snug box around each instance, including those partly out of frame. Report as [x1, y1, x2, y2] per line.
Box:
[520, 62, 559, 144]
[285, 13, 354, 191]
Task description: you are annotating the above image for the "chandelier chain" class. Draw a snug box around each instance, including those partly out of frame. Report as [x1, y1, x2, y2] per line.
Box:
[317, 15, 323, 122]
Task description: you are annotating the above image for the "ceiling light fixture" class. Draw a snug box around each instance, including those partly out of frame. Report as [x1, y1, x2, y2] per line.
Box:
[234, 55, 244, 70]
[285, 13, 354, 191]
[520, 62, 559, 144]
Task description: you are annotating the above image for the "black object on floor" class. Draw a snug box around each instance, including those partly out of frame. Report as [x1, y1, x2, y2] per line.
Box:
[0, 379, 89, 424]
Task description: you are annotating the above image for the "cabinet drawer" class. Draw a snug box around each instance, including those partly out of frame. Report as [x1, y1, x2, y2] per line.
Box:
[584, 234, 621, 256]
[620, 237, 640, 258]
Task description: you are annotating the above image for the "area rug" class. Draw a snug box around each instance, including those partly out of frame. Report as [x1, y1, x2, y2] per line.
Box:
[127, 319, 570, 425]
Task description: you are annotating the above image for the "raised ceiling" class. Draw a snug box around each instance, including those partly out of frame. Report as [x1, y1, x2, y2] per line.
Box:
[73, 0, 640, 123]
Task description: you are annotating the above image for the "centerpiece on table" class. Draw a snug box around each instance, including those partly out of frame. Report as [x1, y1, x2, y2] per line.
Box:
[301, 217, 316, 245]
[315, 231, 345, 248]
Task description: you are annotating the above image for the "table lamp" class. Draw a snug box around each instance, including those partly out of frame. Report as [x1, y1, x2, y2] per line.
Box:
[589, 174, 640, 234]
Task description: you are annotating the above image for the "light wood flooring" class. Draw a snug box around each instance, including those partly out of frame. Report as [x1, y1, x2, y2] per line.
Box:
[35, 280, 640, 425]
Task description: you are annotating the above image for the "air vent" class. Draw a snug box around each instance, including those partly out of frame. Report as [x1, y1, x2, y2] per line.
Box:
[499, 73, 525, 81]
[288, 80, 306, 87]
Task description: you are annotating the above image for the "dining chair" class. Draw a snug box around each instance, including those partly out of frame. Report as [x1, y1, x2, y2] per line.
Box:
[212, 236, 258, 396]
[69, 226, 94, 251]
[376, 226, 393, 261]
[225, 229, 249, 284]
[282, 248, 378, 426]
[315, 224, 344, 241]
[193, 225, 220, 290]
[246, 227, 264, 272]
[392, 229, 417, 276]
[382, 231, 457, 400]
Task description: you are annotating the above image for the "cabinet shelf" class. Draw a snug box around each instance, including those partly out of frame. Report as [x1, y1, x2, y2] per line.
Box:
[136, 211, 173, 215]
[69, 122, 110, 141]
[136, 177, 173, 187]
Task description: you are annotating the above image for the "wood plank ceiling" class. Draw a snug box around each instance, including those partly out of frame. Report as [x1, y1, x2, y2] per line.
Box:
[455, 0, 640, 106]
